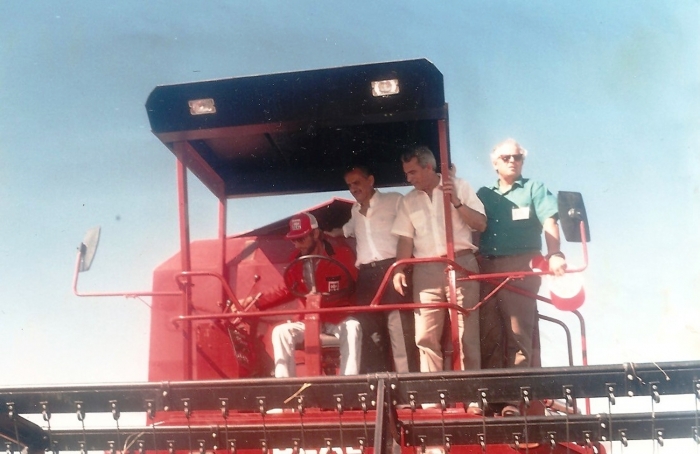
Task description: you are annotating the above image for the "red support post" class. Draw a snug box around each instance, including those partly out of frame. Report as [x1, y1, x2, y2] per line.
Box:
[437, 119, 461, 371]
[304, 294, 323, 376]
[175, 143, 193, 380]
[218, 196, 228, 308]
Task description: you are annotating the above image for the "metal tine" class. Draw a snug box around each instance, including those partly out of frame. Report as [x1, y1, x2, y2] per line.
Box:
[109, 400, 121, 454]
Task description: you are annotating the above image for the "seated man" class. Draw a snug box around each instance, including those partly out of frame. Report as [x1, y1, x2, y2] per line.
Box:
[251, 212, 359, 377]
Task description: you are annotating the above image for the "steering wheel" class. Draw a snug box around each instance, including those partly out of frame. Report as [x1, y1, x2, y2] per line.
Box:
[283, 254, 355, 299]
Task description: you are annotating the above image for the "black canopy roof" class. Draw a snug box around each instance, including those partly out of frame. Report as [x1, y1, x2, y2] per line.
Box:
[146, 59, 447, 198]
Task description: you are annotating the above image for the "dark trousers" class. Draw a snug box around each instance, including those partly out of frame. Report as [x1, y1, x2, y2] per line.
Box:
[354, 258, 419, 373]
[479, 253, 541, 369]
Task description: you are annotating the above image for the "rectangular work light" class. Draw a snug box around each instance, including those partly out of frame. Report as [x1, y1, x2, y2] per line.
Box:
[188, 98, 217, 115]
[371, 79, 400, 97]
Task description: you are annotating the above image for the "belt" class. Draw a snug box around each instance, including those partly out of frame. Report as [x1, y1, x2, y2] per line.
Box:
[442, 249, 475, 258]
[359, 257, 395, 269]
[480, 251, 539, 260]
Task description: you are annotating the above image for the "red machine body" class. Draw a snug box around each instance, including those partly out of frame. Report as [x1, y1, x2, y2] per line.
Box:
[149, 198, 356, 382]
[2, 60, 698, 454]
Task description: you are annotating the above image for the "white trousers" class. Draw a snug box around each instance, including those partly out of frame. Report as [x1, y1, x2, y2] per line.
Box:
[271, 319, 362, 377]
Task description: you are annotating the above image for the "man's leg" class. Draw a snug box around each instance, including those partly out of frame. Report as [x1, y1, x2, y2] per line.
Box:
[380, 262, 418, 373]
[387, 309, 417, 372]
[356, 313, 389, 373]
[497, 255, 540, 367]
[481, 254, 541, 368]
[271, 321, 306, 377]
[337, 318, 362, 375]
[413, 263, 446, 372]
[455, 253, 481, 370]
[479, 257, 506, 369]
[503, 292, 538, 367]
[355, 264, 391, 373]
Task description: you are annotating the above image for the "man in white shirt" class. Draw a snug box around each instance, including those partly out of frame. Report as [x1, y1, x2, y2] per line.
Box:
[339, 165, 418, 373]
[392, 146, 486, 374]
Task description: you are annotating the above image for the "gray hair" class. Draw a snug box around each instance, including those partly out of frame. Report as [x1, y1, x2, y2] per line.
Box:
[490, 138, 528, 163]
[401, 145, 437, 170]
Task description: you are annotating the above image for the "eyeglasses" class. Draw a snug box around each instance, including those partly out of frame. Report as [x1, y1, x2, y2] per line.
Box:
[499, 154, 524, 163]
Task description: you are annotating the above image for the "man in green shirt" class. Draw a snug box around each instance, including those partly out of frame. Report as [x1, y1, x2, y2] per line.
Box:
[477, 138, 567, 416]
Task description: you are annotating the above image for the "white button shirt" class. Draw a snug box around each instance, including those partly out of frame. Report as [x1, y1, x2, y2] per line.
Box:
[391, 175, 484, 258]
[343, 190, 403, 267]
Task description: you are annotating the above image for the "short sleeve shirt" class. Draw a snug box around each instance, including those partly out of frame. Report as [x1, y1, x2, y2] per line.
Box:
[477, 177, 558, 256]
[343, 190, 402, 267]
[391, 175, 485, 258]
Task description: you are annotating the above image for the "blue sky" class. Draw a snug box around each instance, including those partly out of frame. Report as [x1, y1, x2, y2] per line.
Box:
[1, 1, 699, 449]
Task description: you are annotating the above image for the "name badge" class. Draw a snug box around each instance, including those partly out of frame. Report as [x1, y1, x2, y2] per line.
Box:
[512, 206, 530, 221]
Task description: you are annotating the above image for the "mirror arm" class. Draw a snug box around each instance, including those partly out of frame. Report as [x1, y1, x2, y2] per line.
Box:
[72, 248, 182, 299]
[565, 221, 589, 273]
[72, 247, 85, 296]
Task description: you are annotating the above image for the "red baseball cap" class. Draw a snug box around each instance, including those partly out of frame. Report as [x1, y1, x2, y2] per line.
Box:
[285, 212, 318, 240]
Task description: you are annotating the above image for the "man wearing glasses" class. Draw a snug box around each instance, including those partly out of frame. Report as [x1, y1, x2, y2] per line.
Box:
[477, 138, 567, 416]
[250, 212, 359, 378]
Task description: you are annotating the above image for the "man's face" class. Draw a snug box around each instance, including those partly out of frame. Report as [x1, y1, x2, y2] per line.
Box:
[290, 230, 319, 255]
[344, 169, 375, 205]
[403, 157, 434, 192]
[493, 142, 525, 180]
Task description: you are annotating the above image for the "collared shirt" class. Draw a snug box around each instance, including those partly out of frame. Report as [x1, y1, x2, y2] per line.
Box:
[343, 190, 402, 267]
[477, 177, 558, 256]
[391, 175, 485, 258]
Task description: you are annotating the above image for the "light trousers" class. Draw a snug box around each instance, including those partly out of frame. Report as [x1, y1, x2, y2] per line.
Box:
[412, 252, 480, 372]
[271, 319, 362, 377]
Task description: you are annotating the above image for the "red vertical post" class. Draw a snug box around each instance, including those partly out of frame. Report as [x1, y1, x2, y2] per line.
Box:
[304, 294, 323, 376]
[439, 119, 456, 260]
[218, 196, 227, 305]
[438, 119, 461, 371]
[175, 145, 193, 380]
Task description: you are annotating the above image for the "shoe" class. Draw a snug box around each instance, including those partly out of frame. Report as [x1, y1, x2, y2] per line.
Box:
[265, 408, 284, 414]
[509, 443, 540, 450]
[501, 405, 520, 417]
[466, 402, 483, 416]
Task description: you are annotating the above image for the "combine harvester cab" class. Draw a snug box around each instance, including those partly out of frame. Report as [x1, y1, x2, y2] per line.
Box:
[3, 59, 700, 454]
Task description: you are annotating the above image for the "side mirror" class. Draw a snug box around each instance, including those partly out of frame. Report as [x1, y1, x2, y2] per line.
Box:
[557, 192, 590, 243]
[79, 226, 101, 272]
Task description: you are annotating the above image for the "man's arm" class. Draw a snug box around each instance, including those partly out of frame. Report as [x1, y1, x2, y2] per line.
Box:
[325, 227, 344, 238]
[543, 217, 567, 276]
[392, 235, 414, 296]
[442, 175, 487, 232]
[248, 285, 294, 310]
[455, 204, 487, 232]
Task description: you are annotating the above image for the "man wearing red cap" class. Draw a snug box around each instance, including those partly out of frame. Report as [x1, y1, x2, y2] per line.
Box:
[252, 212, 359, 377]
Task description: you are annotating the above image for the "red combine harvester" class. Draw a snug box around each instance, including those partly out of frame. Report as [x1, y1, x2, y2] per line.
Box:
[2, 59, 699, 454]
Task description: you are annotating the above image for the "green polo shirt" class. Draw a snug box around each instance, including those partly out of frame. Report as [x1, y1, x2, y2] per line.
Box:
[477, 177, 558, 256]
